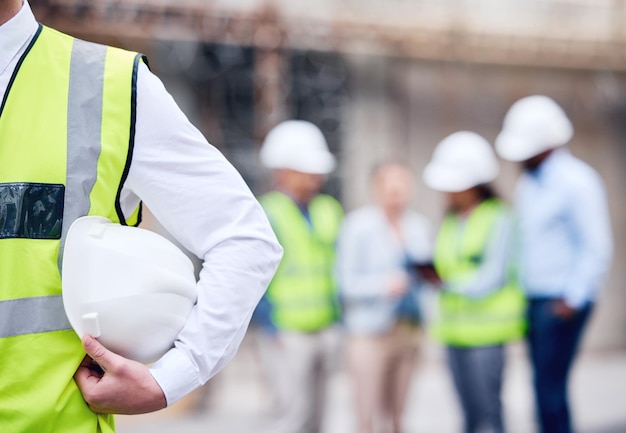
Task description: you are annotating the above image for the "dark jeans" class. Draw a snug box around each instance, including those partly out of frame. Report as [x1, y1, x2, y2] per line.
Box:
[527, 298, 592, 433]
[447, 345, 505, 433]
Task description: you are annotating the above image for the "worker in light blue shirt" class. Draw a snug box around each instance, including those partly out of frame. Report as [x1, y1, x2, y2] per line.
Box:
[496, 95, 613, 433]
[514, 149, 612, 308]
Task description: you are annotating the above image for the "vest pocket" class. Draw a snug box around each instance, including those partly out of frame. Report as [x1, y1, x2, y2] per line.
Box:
[0, 182, 64, 239]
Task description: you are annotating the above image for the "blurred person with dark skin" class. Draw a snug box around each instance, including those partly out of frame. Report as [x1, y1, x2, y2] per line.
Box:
[0, 1, 282, 431]
[336, 162, 432, 433]
[495, 95, 613, 433]
[423, 132, 526, 433]
[254, 120, 344, 433]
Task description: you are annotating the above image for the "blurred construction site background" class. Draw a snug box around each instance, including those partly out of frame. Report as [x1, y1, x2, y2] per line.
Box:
[30, 1, 626, 432]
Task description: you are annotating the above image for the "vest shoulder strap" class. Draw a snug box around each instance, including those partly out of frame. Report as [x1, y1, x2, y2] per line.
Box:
[260, 191, 343, 244]
[436, 198, 508, 277]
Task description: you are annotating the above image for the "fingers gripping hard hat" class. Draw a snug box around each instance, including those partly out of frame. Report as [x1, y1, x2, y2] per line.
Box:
[495, 95, 573, 162]
[260, 120, 336, 174]
[423, 131, 499, 192]
[62, 216, 197, 364]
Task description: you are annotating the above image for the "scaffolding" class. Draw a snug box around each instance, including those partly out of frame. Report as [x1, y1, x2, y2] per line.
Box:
[30, 0, 626, 71]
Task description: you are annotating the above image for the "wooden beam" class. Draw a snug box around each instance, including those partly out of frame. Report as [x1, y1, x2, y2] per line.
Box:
[30, 0, 626, 71]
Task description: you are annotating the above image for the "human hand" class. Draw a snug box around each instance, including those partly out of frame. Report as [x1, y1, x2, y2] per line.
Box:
[388, 272, 410, 298]
[74, 335, 167, 415]
[413, 262, 442, 286]
[552, 299, 578, 320]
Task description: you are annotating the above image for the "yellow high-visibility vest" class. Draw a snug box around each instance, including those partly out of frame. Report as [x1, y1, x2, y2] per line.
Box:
[433, 199, 526, 347]
[0, 25, 141, 432]
[260, 191, 343, 332]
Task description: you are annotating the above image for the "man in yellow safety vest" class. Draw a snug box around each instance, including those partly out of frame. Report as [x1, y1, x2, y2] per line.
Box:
[0, 1, 282, 431]
[253, 120, 343, 433]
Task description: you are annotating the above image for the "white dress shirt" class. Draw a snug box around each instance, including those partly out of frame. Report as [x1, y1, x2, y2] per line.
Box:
[515, 148, 612, 308]
[1, 2, 282, 405]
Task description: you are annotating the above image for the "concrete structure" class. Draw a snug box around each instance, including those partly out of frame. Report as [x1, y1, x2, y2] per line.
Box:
[30, 0, 626, 350]
[31, 0, 626, 70]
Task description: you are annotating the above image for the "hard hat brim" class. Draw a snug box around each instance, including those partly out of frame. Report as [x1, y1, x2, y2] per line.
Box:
[423, 163, 492, 192]
[262, 150, 336, 175]
[495, 131, 562, 162]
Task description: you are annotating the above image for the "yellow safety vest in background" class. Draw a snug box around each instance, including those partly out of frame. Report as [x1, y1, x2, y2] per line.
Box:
[260, 191, 343, 332]
[433, 199, 526, 347]
[0, 25, 141, 433]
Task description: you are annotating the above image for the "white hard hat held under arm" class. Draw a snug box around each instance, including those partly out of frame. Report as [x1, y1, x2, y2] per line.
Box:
[62, 216, 198, 364]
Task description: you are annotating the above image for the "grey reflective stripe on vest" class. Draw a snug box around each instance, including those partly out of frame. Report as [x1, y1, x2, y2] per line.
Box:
[1, 41, 106, 338]
[58, 39, 107, 270]
[0, 296, 71, 338]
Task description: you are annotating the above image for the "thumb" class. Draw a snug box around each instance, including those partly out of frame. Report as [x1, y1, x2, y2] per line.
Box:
[82, 334, 120, 372]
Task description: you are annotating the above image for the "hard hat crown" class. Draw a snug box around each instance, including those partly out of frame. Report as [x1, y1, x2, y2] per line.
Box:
[423, 131, 499, 192]
[495, 95, 573, 162]
[62, 216, 197, 364]
[260, 120, 336, 174]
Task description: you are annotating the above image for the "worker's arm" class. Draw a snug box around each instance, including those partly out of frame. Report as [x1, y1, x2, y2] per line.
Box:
[75, 62, 283, 413]
[562, 170, 613, 309]
[443, 211, 512, 299]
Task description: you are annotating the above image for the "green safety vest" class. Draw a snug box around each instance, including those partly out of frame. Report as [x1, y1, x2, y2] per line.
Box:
[260, 191, 343, 332]
[432, 199, 526, 347]
[0, 25, 142, 433]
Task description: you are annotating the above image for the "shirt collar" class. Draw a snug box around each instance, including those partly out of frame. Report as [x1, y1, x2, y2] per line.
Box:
[526, 147, 569, 180]
[0, 1, 38, 77]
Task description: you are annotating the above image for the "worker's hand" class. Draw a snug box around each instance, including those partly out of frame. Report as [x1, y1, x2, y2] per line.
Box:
[552, 299, 578, 321]
[74, 334, 167, 415]
[388, 272, 410, 298]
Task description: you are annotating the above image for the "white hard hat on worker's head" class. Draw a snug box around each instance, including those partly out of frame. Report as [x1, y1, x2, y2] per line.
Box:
[260, 120, 336, 174]
[423, 131, 499, 192]
[62, 216, 197, 364]
[495, 95, 573, 162]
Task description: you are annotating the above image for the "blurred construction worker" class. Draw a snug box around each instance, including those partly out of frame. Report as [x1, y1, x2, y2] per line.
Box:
[496, 95, 613, 433]
[254, 120, 344, 433]
[423, 131, 526, 433]
[337, 162, 431, 433]
[0, 1, 282, 432]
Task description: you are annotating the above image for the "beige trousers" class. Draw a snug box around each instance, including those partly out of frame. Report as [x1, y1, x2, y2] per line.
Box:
[256, 327, 340, 433]
[347, 323, 420, 433]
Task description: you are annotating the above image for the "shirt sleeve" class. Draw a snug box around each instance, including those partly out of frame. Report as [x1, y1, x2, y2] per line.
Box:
[122, 62, 283, 405]
[445, 211, 512, 299]
[404, 213, 434, 264]
[563, 171, 613, 308]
